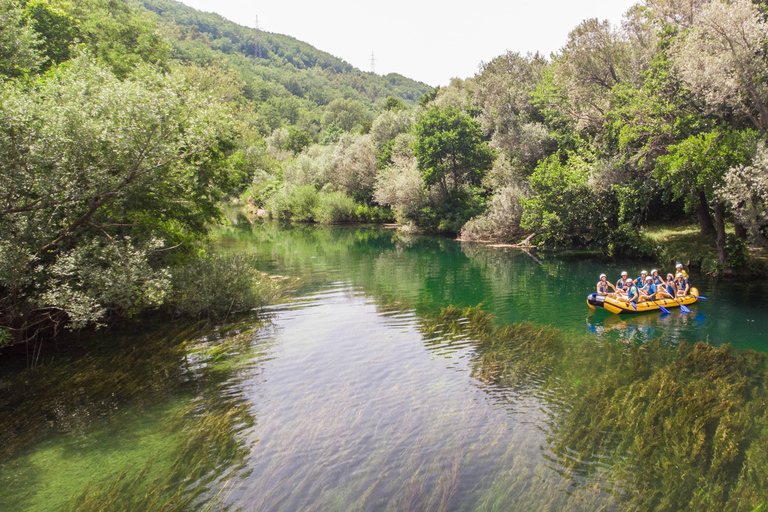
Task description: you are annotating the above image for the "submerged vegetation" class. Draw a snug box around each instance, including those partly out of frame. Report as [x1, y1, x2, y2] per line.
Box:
[2, 292, 766, 511]
[427, 305, 768, 511]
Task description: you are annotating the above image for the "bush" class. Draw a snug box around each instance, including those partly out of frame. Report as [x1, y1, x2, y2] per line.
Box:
[460, 184, 527, 241]
[314, 192, 357, 224]
[264, 185, 319, 221]
[606, 224, 658, 259]
[417, 188, 487, 234]
[170, 254, 282, 319]
[354, 204, 395, 223]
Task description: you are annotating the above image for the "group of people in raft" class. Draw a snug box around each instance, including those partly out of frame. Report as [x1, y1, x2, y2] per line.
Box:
[596, 262, 692, 303]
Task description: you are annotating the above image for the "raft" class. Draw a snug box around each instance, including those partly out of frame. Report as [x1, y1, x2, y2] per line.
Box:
[587, 287, 699, 315]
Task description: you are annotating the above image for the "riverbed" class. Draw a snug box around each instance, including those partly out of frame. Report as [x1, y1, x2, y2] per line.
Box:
[1, 222, 766, 511]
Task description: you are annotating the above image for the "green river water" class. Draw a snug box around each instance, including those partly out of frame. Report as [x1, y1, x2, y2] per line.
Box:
[1, 220, 767, 512]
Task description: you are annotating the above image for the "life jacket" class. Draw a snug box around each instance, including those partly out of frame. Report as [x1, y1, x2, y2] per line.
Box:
[666, 282, 676, 296]
[646, 283, 657, 296]
[597, 281, 608, 294]
[627, 285, 639, 302]
[617, 279, 627, 291]
[635, 276, 647, 287]
[653, 275, 663, 286]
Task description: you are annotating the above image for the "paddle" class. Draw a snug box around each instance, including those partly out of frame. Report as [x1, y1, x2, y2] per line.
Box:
[657, 304, 671, 314]
[680, 304, 691, 313]
[694, 296, 707, 300]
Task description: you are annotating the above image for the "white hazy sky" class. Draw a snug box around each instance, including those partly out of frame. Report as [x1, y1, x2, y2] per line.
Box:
[177, 0, 639, 87]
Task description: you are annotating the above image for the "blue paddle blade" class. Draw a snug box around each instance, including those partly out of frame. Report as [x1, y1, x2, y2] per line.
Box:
[658, 305, 671, 314]
[630, 301, 637, 310]
[695, 296, 707, 300]
[680, 304, 691, 313]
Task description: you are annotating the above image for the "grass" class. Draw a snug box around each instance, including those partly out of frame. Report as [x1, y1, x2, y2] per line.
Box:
[642, 222, 768, 275]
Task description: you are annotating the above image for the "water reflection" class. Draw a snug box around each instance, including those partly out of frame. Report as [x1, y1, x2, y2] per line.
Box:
[217, 221, 768, 351]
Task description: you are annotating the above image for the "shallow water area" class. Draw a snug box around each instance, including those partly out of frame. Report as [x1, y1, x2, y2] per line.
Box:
[1, 221, 768, 511]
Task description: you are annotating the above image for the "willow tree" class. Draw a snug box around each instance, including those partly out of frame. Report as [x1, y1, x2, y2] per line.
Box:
[673, 0, 768, 132]
[0, 57, 234, 344]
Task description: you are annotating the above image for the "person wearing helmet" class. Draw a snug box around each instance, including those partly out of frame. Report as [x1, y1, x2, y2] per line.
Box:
[634, 270, 648, 287]
[675, 272, 690, 296]
[596, 273, 616, 297]
[650, 269, 663, 286]
[658, 273, 676, 298]
[615, 271, 629, 293]
[675, 262, 689, 279]
[640, 275, 657, 300]
[626, 278, 640, 303]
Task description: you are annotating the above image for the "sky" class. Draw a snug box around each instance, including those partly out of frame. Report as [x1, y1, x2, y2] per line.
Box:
[177, 0, 640, 87]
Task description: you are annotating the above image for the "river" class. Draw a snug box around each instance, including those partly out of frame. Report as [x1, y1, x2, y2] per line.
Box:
[1, 221, 767, 511]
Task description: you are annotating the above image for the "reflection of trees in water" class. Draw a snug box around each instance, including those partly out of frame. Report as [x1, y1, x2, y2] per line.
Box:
[0, 317, 265, 511]
[431, 305, 768, 511]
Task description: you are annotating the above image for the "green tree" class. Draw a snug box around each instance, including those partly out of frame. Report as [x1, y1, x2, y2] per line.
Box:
[384, 96, 406, 112]
[521, 152, 609, 246]
[0, 56, 233, 344]
[285, 126, 312, 154]
[25, 0, 80, 69]
[413, 105, 495, 195]
[655, 128, 759, 264]
[0, 0, 42, 77]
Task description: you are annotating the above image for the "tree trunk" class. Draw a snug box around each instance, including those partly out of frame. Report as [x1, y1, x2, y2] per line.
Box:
[735, 221, 748, 240]
[735, 201, 748, 239]
[756, 228, 768, 254]
[714, 201, 727, 266]
[697, 191, 715, 235]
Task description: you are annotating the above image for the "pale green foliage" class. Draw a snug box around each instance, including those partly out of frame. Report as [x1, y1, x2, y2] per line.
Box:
[314, 192, 357, 224]
[373, 151, 426, 222]
[549, 17, 647, 130]
[472, 52, 551, 170]
[460, 184, 529, 241]
[0, 56, 232, 340]
[721, 143, 768, 247]
[281, 145, 331, 187]
[171, 253, 279, 318]
[0, 0, 42, 77]
[672, 0, 768, 131]
[431, 78, 473, 110]
[279, 133, 376, 200]
[41, 238, 171, 328]
[370, 109, 413, 154]
[644, 0, 709, 28]
[265, 184, 319, 221]
[331, 133, 377, 200]
[322, 97, 368, 132]
[266, 127, 293, 160]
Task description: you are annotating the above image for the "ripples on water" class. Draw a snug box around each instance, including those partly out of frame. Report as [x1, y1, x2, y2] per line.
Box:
[2, 224, 768, 511]
[202, 282, 623, 511]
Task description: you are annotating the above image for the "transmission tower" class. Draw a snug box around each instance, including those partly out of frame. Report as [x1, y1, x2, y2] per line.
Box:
[370, 51, 376, 74]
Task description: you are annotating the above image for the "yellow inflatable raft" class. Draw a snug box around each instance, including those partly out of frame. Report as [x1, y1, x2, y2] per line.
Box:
[600, 287, 699, 315]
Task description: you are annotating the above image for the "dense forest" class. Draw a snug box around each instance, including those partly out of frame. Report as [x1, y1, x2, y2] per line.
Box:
[2, 0, 768, 348]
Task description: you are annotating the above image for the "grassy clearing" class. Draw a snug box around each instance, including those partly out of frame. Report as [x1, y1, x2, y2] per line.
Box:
[643, 223, 768, 275]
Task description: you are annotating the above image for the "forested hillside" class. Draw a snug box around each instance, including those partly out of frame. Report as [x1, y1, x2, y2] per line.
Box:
[136, 0, 430, 137]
